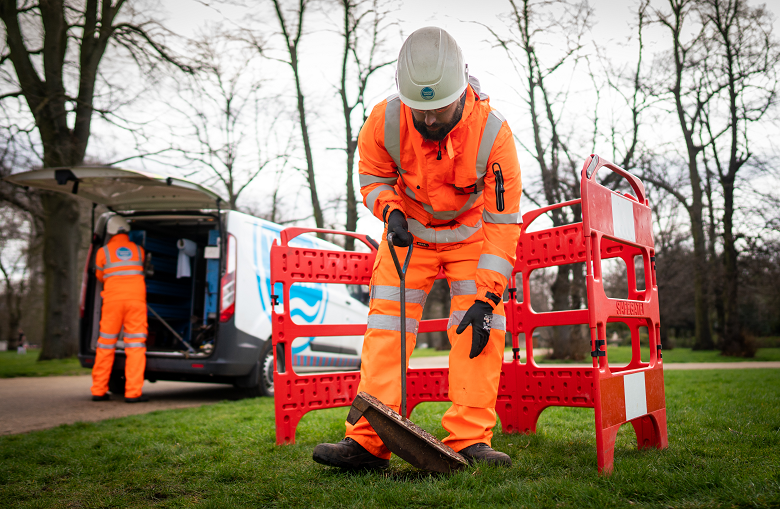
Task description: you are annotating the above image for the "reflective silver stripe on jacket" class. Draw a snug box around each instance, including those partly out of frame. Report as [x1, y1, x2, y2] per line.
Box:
[476, 110, 506, 179]
[367, 314, 419, 334]
[450, 280, 477, 297]
[96, 343, 116, 350]
[103, 260, 143, 269]
[477, 254, 514, 280]
[433, 193, 481, 221]
[483, 210, 521, 224]
[123, 332, 147, 339]
[99, 332, 119, 339]
[447, 310, 506, 331]
[384, 94, 402, 171]
[359, 174, 398, 187]
[366, 184, 397, 212]
[103, 270, 144, 278]
[408, 219, 482, 244]
[123, 342, 146, 349]
[371, 285, 428, 306]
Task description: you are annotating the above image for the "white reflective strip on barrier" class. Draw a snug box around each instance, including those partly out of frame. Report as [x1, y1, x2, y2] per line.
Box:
[623, 372, 648, 421]
[611, 193, 636, 243]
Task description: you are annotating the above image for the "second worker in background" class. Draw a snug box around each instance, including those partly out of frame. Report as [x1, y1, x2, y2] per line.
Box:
[313, 26, 522, 469]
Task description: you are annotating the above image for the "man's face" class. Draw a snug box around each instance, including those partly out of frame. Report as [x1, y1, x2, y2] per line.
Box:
[410, 93, 466, 142]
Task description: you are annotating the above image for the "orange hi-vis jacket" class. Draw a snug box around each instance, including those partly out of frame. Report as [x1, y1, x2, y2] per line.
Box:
[95, 233, 146, 302]
[358, 78, 522, 305]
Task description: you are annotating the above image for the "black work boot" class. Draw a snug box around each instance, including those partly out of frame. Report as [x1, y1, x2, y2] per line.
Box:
[458, 443, 512, 467]
[125, 395, 149, 403]
[312, 437, 389, 470]
[92, 394, 110, 402]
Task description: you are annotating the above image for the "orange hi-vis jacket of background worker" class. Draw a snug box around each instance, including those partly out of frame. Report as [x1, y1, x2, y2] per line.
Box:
[348, 78, 523, 458]
[90, 233, 147, 399]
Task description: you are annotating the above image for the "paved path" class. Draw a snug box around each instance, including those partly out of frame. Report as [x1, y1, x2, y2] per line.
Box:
[2, 358, 778, 436]
[0, 376, 240, 436]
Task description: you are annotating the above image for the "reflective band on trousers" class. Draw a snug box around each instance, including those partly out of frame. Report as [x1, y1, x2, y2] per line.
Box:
[366, 184, 397, 213]
[371, 285, 428, 305]
[477, 253, 514, 280]
[367, 314, 420, 334]
[99, 332, 119, 339]
[97, 343, 116, 350]
[123, 332, 147, 339]
[483, 210, 521, 224]
[408, 219, 482, 245]
[103, 269, 144, 278]
[448, 310, 506, 331]
[450, 280, 477, 297]
[124, 342, 146, 349]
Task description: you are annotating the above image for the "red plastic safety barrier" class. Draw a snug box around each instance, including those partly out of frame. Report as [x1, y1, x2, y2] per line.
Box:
[270, 154, 668, 473]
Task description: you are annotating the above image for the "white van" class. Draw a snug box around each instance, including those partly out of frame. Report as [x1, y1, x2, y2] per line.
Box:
[6, 167, 370, 396]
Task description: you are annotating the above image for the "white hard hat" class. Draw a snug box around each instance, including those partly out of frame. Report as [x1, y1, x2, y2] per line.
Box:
[396, 27, 468, 110]
[106, 215, 131, 235]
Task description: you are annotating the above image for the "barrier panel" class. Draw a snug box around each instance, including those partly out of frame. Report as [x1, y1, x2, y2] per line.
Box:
[270, 154, 668, 473]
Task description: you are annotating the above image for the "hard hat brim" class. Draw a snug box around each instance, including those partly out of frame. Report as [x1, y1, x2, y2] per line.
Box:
[398, 85, 467, 111]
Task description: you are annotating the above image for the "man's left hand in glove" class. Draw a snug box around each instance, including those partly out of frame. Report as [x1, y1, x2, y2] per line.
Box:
[456, 293, 500, 358]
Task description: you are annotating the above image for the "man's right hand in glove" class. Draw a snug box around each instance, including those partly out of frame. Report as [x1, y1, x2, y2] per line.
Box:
[387, 210, 413, 247]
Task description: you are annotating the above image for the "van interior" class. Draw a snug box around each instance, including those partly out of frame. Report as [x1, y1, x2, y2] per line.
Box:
[87, 214, 221, 358]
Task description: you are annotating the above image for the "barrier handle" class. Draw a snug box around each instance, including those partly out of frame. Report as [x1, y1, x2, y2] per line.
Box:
[582, 154, 648, 205]
[387, 233, 413, 420]
[278, 227, 379, 252]
[521, 198, 582, 231]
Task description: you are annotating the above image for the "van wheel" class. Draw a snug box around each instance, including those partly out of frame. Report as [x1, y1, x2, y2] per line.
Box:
[259, 340, 275, 398]
[108, 373, 125, 396]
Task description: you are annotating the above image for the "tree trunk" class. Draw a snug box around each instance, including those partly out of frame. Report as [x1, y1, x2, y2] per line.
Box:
[720, 175, 749, 356]
[38, 191, 81, 360]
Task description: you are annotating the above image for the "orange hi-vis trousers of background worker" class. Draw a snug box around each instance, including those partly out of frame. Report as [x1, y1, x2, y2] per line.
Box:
[345, 237, 508, 458]
[91, 233, 147, 399]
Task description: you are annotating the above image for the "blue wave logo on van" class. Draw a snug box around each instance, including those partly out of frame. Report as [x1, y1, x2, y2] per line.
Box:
[252, 223, 328, 354]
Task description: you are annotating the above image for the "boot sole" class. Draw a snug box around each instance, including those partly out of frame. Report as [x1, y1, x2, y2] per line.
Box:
[312, 450, 389, 470]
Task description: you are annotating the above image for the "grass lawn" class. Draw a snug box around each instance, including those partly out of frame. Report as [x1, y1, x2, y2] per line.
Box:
[0, 350, 91, 378]
[1, 369, 778, 508]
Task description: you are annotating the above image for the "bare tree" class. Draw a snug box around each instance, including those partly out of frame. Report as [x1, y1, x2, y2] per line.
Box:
[487, 0, 595, 360]
[0, 206, 34, 349]
[698, 0, 779, 356]
[0, 0, 191, 359]
[170, 30, 288, 210]
[334, 0, 395, 251]
[260, 0, 325, 237]
[647, 0, 716, 350]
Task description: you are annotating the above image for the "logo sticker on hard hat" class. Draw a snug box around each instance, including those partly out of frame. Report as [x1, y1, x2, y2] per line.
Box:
[116, 247, 133, 261]
[420, 87, 435, 100]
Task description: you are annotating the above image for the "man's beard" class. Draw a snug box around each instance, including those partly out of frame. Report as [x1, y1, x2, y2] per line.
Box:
[412, 94, 466, 142]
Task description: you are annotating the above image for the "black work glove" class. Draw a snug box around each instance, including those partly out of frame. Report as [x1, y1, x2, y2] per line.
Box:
[456, 300, 494, 359]
[387, 210, 413, 247]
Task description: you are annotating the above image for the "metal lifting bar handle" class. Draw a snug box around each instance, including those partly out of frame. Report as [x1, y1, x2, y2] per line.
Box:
[386, 233, 413, 419]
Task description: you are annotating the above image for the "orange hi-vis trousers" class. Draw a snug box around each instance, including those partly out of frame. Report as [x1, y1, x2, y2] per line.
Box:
[91, 299, 148, 399]
[345, 239, 506, 458]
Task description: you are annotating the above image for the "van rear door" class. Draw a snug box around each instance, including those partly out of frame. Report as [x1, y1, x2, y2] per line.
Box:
[4, 167, 223, 210]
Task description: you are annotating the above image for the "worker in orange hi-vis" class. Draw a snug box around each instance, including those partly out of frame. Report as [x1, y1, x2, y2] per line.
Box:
[91, 215, 149, 403]
[313, 26, 522, 470]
